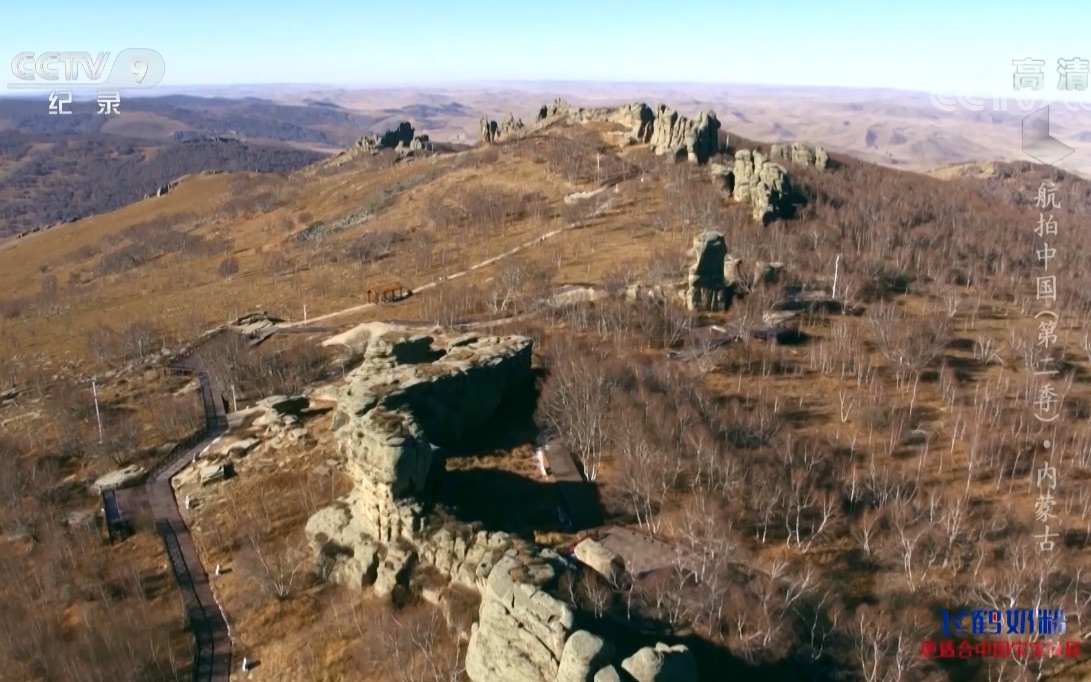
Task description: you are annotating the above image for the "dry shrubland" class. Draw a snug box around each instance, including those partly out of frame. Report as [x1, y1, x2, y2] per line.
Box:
[2, 119, 1091, 682]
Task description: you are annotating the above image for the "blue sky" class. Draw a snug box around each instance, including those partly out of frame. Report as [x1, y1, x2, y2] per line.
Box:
[4, 0, 1091, 97]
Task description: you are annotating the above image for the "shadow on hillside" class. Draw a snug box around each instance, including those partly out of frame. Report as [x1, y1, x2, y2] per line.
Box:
[437, 369, 544, 458]
[436, 468, 602, 539]
[570, 585, 841, 682]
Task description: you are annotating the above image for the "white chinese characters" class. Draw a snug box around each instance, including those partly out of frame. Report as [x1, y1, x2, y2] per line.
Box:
[1013, 57, 1088, 91]
[43, 90, 121, 115]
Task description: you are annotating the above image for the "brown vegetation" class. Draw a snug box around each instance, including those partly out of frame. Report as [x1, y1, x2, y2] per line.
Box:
[2, 113, 1091, 682]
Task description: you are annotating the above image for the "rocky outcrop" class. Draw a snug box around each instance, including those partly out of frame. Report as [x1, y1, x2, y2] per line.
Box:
[465, 554, 574, 682]
[537, 98, 573, 121]
[354, 121, 432, 158]
[684, 232, 729, 311]
[306, 328, 697, 681]
[769, 141, 829, 170]
[395, 135, 433, 158]
[535, 99, 719, 163]
[306, 332, 533, 549]
[648, 106, 721, 163]
[556, 630, 614, 682]
[480, 113, 526, 143]
[732, 150, 798, 223]
[90, 464, 146, 494]
[572, 539, 625, 584]
[620, 643, 698, 682]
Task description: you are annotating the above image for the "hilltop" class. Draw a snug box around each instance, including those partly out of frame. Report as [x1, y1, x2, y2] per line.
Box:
[0, 96, 1089, 682]
[0, 93, 474, 238]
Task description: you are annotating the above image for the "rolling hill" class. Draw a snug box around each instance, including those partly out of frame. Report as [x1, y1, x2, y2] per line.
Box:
[1, 98, 1089, 681]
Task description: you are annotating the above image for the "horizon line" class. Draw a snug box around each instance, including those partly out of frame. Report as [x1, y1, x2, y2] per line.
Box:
[2, 80, 1090, 103]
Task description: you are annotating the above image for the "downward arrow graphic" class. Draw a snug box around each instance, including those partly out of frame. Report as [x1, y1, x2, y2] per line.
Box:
[1022, 106, 1075, 166]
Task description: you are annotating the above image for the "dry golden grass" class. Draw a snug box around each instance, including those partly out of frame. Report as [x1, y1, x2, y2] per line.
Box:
[3, 116, 1091, 681]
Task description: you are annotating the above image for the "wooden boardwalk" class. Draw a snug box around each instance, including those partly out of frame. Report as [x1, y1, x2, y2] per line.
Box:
[115, 358, 231, 682]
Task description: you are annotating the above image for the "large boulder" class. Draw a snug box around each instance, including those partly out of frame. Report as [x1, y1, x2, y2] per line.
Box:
[572, 539, 625, 584]
[594, 666, 622, 682]
[733, 150, 799, 223]
[556, 630, 614, 682]
[769, 141, 829, 171]
[481, 113, 526, 143]
[307, 331, 533, 547]
[684, 232, 729, 311]
[649, 106, 721, 163]
[90, 465, 146, 494]
[353, 121, 431, 157]
[465, 554, 574, 682]
[620, 643, 698, 682]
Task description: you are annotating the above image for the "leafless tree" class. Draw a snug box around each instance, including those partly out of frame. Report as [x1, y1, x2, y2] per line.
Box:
[538, 340, 617, 481]
[846, 604, 925, 682]
[237, 532, 309, 600]
[349, 603, 464, 682]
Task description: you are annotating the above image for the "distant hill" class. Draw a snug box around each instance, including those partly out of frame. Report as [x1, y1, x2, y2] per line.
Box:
[0, 95, 394, 237]
[0, 129, 326, 237]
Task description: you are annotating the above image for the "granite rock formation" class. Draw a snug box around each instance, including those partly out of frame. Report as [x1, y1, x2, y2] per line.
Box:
[306, 331, 533, 548]
[534, 99, 720, 164]
[537, 98, 573, 121]
[354, 121, 432, 158]
[305, 328, 697, 682]
[621, 643, 699, 682]
[769, 141, 830, 170]
[648, 106, 721, 163]
[732, 150, 798, 223]
[465, 554, 575, 682]
[684, 232, 730, 311]
[480, 113, 526, 143]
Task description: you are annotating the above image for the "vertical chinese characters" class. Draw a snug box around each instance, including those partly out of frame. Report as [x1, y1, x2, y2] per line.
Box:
[1031, 181, 1062, 552]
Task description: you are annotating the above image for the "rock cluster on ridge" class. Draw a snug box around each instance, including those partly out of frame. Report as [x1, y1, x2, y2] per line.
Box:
[769, 141, 830, 170]
[303, 327, 698, 681]
[353, 121, 433, 158]
[307, 331, 533, 548]
[531, 98, 722, 163]
[732, 149, 798, 223]
[480, 112, 526, 143]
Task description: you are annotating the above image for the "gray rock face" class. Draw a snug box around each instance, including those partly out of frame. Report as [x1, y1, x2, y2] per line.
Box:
[535, 99, 719, 164]
[90, 464, 146, 494]
[593, 666, 622, 682]
[649, 106, 721, 163]
[537, 98, 573, 121]
[480, 117, 499, 143]
[354, 121, 432, 158]
[620, 643, 698, 682]
[733, 150, 797, 223]
[374, 546, 416, 596]
[556, 630, 614, 682]
[769, 141, 829, 171]
[572, 539, 625, 584]
[307, 332, 533, 547]
[465, 554, 574, 682]
[480, 113, 525, 143]
[685, 232, 729, 311]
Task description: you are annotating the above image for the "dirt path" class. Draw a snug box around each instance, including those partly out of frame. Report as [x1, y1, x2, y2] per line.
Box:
[282, 223, 575, 328]
[116, 359, 232, 682]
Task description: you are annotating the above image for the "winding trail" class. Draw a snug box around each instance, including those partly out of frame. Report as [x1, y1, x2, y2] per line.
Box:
[115, 356, 231, 682]
[105, 205, 611, 680]
[282, 222, 577, 328]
